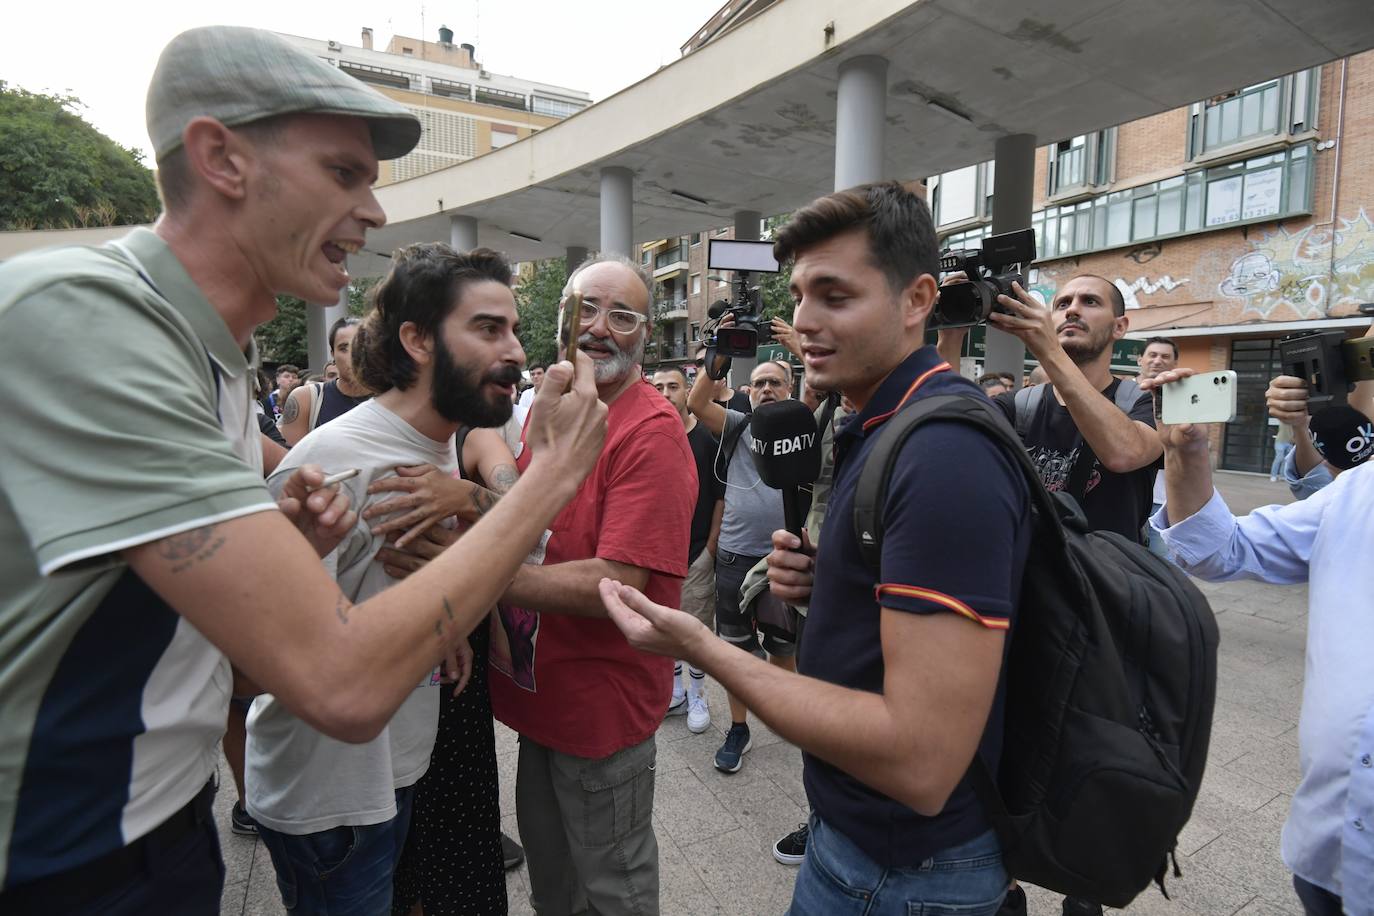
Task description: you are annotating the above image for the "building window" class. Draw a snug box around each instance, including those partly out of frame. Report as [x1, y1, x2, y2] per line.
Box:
[1028, 142, 1313, 261]
[490, 125, 518, 149]
[691, 322, 700, 341]
[1047, 129, 1115, 196]
[531, 94, 586, 118]
[338, 61, 414, 91]
[930, 162, 994, 228]
[690, 233, 701, 246]
[1187, 68, 1319, 160]
[475, 85, 527, 112]
[691, 273, 701, 295]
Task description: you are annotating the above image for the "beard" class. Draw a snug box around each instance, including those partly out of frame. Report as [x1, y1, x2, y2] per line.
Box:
[1059, 320, 1115, 365]
[430, 341, 519, 428]
[579, 330, 644, 384]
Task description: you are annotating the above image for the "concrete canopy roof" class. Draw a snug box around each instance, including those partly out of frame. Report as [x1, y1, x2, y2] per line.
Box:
[355, 0, 1374, 275]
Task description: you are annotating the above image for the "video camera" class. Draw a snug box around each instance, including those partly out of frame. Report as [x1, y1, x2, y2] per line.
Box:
[703, 239, 780, 360]
[931, 228, 1038, 330]
[1277, 311, 1374, 408]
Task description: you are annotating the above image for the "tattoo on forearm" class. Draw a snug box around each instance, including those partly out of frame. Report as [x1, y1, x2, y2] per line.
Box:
[282, 392, 300, 425]
[157, 525, 226, 574]
[469, 486, 498, 518]
[488, 464, 519, 495]
[434, 619, 445, 643]
[335, 595, 352, 625]
[443, 597, 456, 623]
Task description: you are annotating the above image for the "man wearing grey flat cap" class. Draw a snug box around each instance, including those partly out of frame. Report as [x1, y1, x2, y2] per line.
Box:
[0, 25, 608, 916]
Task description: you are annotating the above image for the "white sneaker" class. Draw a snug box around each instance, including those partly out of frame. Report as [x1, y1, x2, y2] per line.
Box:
[687, 694, 710, 733]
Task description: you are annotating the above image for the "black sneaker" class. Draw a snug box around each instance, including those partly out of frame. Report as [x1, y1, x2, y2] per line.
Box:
[714, 723, 751, 773]
[997, 884, 1027, 916]
[1062, 897, 1103, 916]
[230, 802, 257, 836]
[501, 832, 525, 870]
[772, 823, 809, 865]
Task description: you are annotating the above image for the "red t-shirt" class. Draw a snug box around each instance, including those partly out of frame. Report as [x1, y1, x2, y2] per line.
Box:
[490, 379, 696, 758]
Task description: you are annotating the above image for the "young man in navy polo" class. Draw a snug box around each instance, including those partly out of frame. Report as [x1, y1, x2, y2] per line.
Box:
[601, 181, 1030, 915]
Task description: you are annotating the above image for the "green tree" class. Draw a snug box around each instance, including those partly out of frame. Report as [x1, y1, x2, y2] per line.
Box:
[257, 297, 309, 368]
[515, 257, 566, 368]
[0, 82, 160, 230]
[256, 277, 379, 369]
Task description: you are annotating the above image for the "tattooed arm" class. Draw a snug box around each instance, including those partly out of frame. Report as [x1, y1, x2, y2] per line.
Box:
[463, 427, 519, 494]
[278, 384, 312, 446]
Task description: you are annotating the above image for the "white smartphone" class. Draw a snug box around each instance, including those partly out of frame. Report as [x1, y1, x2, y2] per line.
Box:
[1161, 370, 1238, 425]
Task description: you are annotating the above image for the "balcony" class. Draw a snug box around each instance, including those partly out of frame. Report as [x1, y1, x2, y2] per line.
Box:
[657, 298, 689, 321]
[653, 245, 689, 278]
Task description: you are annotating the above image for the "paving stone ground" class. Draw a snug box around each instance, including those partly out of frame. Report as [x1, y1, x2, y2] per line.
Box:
[219, 471, 1311, 915]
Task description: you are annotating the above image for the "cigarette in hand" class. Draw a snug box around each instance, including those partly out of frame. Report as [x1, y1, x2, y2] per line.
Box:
[308, 468, 360, 492]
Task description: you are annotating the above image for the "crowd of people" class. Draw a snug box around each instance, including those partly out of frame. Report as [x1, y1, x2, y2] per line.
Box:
[1, 22, 1371, 916]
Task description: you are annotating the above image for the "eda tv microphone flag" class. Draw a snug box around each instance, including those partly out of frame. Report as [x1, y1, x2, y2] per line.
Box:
[1308, 404, 1374, 470]
[748, 399, 822, 537]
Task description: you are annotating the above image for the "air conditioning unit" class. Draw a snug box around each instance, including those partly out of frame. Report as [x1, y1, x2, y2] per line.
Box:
[327, 40, 342, 51]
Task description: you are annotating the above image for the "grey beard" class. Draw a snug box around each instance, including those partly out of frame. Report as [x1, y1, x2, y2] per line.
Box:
[581, 332, 645, 384]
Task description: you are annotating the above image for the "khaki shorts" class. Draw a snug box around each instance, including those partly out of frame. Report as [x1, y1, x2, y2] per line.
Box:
[679, 547, 716, 628]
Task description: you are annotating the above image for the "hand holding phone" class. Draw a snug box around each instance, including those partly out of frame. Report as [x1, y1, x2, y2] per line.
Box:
[560, 292, 583, 359]
[1161, 370, 1238, 425]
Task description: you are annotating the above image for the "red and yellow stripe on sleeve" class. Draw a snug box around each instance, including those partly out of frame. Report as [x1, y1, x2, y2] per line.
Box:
[874, 584, 1010, 630]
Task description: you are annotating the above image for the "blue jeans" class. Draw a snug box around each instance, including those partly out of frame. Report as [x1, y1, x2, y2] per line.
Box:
[788, 815, 1007, 916]
[257, 785, 416, 916]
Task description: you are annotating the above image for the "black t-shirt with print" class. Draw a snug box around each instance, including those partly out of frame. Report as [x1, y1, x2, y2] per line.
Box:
[994, 379, 1159, 541]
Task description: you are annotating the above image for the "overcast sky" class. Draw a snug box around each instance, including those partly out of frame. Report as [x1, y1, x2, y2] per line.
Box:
[4, 0, 723, 160]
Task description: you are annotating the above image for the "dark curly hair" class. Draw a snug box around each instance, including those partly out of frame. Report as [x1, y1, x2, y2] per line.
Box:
[351, 244, 513, 393]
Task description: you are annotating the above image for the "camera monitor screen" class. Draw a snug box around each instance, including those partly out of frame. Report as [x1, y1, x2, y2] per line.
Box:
[708, 239, 780, 274]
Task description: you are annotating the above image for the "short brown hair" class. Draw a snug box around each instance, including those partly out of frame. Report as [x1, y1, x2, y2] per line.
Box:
[772, 181, 938, 296]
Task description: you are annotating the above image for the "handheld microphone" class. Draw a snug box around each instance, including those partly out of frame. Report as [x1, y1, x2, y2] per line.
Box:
[1308, 404, 1374, 470]
[748, 399, 822, 537]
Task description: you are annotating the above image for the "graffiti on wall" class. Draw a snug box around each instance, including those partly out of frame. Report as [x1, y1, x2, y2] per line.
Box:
[1115, 276, 1190, 311]
[1218, 209, 1374, 319]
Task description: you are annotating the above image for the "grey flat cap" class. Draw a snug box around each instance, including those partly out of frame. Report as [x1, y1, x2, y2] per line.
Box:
[147, 26, 421, 161]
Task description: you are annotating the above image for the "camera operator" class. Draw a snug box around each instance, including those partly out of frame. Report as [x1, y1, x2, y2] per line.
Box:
[606, 181, 1030, 915]
[939, 275, 1161, 545]
[1144, 366, 1374, 916]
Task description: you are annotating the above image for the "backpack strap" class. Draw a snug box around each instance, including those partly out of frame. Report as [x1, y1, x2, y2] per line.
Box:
[307, 382, 326, 431]
[713, 412, 750, 483]
[1013, 384, 1047, 439]
[454, 426, 474, 481]
[854, 394, 1065, 574]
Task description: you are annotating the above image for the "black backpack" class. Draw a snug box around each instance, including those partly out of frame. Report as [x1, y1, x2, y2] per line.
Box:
[852, 393, 1219, 907]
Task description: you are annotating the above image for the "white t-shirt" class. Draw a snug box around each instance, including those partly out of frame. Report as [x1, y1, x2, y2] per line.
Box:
[247, 399, 456, 835]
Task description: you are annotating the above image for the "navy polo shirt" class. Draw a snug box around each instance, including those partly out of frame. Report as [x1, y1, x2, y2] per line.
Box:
[799, 345, 1030, 868]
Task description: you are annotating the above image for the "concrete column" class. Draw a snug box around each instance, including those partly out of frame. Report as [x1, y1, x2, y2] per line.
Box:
[309, 284, 350, 371]
[564, 246, 588, 280]
[449, 214, 478, 252]
[834, 56, 888, 191]
[984, 133, 1037, 380]
[599, 167, 633, 256]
